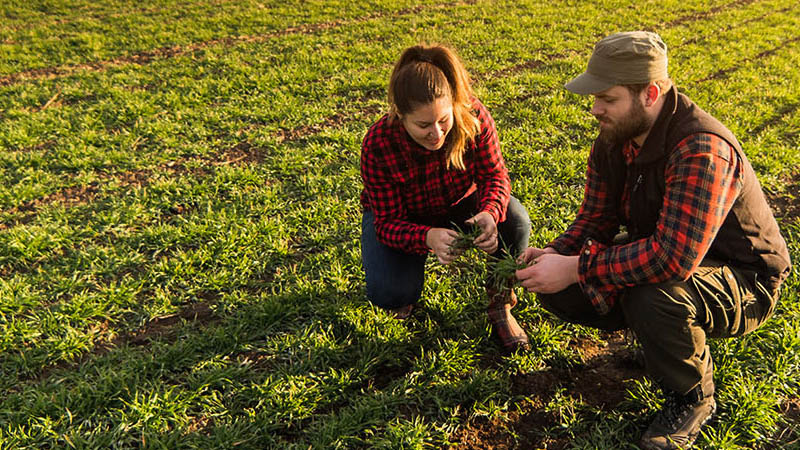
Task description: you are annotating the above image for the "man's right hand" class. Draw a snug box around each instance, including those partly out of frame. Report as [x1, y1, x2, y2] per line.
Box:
[517, 246, 558, 264]
[426, 227, 460, 265]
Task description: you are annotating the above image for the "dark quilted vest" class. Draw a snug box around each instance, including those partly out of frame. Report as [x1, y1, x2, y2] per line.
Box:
[592, 87, 791, 289]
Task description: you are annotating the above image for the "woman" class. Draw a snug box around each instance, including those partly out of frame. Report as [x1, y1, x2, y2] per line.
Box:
[360, 43, 531, 352]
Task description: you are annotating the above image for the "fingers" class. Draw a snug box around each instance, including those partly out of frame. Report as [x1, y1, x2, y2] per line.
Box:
[518, 247, 546, 264]
[474, 233, 498, 253]
[473, 230, 496, 246]
[517, 248, 534, 264]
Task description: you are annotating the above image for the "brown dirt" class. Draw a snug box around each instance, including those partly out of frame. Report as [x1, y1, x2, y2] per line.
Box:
[768, 397, 800, 448]
[449, 331, 645, 449]
[782, 397, 800, 423]
[482, 51, 568, 81]
[767, 172, 800, 222]
[0, 168, 153, 230]
[125, 301, 216, 346]
[665, 0, 758, 28]
[274, 105, 382, 143]
[14, 140, 56, 154]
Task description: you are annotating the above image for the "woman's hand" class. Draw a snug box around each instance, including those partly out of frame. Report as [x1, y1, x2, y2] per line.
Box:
[426, 227, 460, 264]
[466, 211, 498, 254]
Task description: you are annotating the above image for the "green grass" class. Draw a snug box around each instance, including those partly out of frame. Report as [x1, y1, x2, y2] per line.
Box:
[1, 0, 799, 448]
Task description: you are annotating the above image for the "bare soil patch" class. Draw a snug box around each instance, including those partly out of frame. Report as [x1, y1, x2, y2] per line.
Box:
[125, 301, 216, 346]
[767, 172, 800, 223]
[450, 331, 645, 448]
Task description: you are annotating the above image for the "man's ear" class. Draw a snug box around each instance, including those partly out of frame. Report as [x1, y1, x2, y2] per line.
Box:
[645, 83, 660, 106]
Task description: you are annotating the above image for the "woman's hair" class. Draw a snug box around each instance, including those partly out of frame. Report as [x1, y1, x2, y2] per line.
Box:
[388, 44, 480, 170]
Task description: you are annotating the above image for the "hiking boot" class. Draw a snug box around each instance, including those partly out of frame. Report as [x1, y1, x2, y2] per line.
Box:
[640, 385, 716, 449]
[487, 289, 529, 353]
[389, 303, 415, 320]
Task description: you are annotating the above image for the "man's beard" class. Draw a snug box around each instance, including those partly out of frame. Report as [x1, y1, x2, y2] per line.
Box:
[596, 97, 652, 146]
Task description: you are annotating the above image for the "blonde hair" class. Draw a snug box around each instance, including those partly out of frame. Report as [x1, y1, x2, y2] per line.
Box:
[388, 44, 480, 170]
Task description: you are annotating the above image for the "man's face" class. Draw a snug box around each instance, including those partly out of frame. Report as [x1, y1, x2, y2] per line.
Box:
[590, 86, 651, 146]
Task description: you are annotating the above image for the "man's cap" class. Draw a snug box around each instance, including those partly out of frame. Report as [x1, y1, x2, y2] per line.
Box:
[565, 31, 668, 95]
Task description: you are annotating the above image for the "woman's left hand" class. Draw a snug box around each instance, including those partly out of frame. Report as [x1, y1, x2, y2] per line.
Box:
[466, 211, 498, 254]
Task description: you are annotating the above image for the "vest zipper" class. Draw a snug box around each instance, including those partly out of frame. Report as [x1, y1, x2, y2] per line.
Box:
[632, 174, 643, 192]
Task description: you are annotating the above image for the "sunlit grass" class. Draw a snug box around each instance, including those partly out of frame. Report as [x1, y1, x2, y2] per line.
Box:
[0, 0, 798, 448]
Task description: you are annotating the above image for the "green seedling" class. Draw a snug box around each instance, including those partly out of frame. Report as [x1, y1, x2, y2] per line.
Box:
[487, 249, 527, 296]
[450, 222, 525, 299]
[449, 222, 483, 253]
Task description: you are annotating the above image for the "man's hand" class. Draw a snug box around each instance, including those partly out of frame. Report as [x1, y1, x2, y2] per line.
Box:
[465, 211, 498, 254]
[517, 246, 558, 264]
[515, 253, 579, 294]
[426, 227, 460, 264]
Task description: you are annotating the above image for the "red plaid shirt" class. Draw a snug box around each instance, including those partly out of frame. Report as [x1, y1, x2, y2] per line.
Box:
[360, 98, 510, 254]
[548, 133, 742, 313]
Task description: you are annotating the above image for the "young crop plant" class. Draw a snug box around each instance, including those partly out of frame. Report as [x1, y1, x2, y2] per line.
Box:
[486, 249, 527, 298]
[450, 222, 527, 300]
[449, 222, 483, 253]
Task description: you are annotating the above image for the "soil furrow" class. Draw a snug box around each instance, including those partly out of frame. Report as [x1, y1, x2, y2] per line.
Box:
[664, 0, 759, 28]
[0, 0, 238, 33]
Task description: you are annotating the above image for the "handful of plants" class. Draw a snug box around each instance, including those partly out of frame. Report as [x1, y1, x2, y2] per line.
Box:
[486, 250, 527, 297]
[449, 223, 525, 299]
[448, 222, 484, 253]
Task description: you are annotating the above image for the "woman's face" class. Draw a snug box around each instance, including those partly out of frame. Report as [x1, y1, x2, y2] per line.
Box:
[399, 96, 454, 151]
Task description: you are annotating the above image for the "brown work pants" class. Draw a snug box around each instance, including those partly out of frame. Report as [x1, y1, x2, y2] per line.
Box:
[538, 260, 780, 396]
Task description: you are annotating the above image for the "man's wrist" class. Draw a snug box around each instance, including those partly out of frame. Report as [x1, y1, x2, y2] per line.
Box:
[569, 255, 580, 284]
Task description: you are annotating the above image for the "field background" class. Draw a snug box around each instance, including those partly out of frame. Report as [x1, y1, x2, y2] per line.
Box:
[1, 0, 799, 448]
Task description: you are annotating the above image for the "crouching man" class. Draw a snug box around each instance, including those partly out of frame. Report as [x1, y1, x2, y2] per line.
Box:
[516, 31, 791, 449]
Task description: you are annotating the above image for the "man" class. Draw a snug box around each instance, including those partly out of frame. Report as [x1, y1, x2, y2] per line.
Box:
[516, 31, 791, 449]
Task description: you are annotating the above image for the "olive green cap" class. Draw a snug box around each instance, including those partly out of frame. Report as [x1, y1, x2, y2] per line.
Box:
[565, 31, 669, 95]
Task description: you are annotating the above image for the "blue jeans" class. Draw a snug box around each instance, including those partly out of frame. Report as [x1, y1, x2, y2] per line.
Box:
[361, 195, 531, 310]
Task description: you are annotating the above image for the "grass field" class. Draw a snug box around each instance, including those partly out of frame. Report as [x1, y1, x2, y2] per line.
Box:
[1, 0, 799, 448]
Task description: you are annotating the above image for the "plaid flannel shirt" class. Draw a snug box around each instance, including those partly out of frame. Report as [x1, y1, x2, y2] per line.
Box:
[360, 98, 510, 255]
[548, 133, 742, 312]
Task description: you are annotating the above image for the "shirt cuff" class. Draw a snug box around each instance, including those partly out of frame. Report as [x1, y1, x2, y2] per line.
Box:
[410, 225, 433, 255]
[481, 203, 503, 224]
[547, 239, 573, 256]
[577, 237, 614, 315]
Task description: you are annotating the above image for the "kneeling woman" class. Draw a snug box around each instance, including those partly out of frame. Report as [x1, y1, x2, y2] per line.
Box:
[359, 43, 531, 352]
